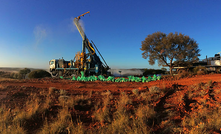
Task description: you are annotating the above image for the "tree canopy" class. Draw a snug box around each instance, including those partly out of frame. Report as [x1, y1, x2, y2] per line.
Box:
[140, 32, 200, 74]
[19, 68, 31, 79]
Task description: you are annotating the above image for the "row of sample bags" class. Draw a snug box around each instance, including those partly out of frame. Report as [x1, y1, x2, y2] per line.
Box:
[60, 71, 161, 82]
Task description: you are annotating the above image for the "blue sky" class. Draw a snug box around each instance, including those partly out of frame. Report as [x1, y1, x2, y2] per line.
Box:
[0, 0, 221, 69]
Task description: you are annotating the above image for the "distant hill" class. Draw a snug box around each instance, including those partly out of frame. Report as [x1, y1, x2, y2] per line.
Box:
[0, 67, 49, 73]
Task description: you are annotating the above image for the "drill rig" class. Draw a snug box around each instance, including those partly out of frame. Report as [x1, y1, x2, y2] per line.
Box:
[49, 11, 110, 77]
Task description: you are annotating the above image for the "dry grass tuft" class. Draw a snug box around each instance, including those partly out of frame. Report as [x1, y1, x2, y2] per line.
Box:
[0, 84, 7, 91]
[132, 89, 139, 96]
[48, 87, 56, 95]
[149, 86, 161, 94]
[207, 80, 212, 87]
[101, 90, 112, 96]
[38, 107, 84, 134]
[136, 104, 155, 119]
[58, 95, 74, 108]
[93, 95, 111, 124]
[88, 90, 93, 98]
[59, 89, 67, 96]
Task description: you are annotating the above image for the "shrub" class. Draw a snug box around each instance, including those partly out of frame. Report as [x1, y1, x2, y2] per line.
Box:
[13, 73, 19, 79]
[176, 70, 191, 79]
[197, 70, 205, 75]
[19, 68, 31, 79]
[193, 66, 207, 75]
[28, 70, 51, 79]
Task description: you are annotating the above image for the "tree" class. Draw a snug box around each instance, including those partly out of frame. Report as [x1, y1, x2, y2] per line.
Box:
[161, 68, 167, 72]
[19, 68, 31, 79]
[140, 32, 200, 75]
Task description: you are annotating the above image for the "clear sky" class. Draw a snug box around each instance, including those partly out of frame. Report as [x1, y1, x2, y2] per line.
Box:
[0, 0, 221, 69]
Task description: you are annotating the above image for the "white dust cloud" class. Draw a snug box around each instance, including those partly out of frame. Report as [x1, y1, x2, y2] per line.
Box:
[70, 17, 85, 33]
[109, 69, 144, 77]
[33, 25, 47, 48]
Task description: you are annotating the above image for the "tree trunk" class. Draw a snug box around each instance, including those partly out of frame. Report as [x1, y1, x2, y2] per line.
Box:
[169, 60, 173, 75]
[170, 67, 173, 75]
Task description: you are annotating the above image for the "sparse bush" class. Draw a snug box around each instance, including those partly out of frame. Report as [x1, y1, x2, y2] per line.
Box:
[193, 66, 207, 75]
[28, 70, 51, 79]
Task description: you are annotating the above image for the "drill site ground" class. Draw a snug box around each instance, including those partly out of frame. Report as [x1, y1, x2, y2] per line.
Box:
[1, 74, 221, 133]
[1, 74, 221, 93]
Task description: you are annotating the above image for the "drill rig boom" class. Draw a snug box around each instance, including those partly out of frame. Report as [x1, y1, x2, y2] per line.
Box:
[73, 11, 109, 75]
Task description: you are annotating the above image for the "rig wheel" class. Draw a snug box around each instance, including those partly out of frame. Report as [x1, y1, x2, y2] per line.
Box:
[52, 70, 58, 77]
[216, 68, 221, 73]
[58, 71, 63, 77]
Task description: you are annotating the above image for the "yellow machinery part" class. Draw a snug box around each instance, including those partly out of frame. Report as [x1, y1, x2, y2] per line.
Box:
[76, 11, 90, 20]
[87, 39, 95, 55]
[80, 52, 86, 68]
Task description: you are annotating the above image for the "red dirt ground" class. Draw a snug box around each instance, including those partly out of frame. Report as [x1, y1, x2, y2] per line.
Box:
[1, 74, 221, 94]
[1, 74, 221, 133]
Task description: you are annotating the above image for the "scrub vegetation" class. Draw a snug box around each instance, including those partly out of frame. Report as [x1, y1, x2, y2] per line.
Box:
[1, 79, 221, 134]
